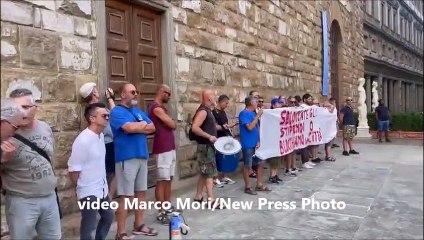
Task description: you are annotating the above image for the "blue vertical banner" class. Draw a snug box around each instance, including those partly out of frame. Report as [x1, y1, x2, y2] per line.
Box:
[321, 10, 329, 96]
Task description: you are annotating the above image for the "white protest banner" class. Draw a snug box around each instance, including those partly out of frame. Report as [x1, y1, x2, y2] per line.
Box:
[255, 106, 337, 160]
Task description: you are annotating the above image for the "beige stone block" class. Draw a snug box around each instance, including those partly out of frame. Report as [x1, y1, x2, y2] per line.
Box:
[200, 61, 213, 80]
[194, 30, 216, 50]
[24, 0, 56, 10]
[216, 38, 234, 54]
[182, 0, 201, 13]
[1, 23, 19, 67]
[57, 74, 77, 102]
[54, 131, 78, 169]
[188, 59, 201, 81]
[59, 189, 79, 215]
[178, 158, 198, 179]
[59, 36, 92, 72]
[56, 13, 74, 34]
[55, 168, 72, 191]
[39, 9, 57, 31]
[19, 27, 58, 70]
[213, 64, 226, 85]
[224, 28, 237, 39]
[57, 0, 92, 18]
[1, 1, 33, 26]
[177, 57, 190, 74]
[233, 42, 249, 58]
[61, 103, 81, 131]
[172, 7, 187, 24]
[194, 48, 217, 62]
[186, 11, 206, 30]
[74, 17, 90, 37]
[38, 103, 61, 132]
[217, 54, 237, 66]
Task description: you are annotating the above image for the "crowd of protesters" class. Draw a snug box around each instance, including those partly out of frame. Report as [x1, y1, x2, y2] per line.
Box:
[1, 83, 393, 240]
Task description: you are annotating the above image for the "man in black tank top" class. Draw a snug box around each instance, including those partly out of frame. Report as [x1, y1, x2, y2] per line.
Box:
[191, 89, 224, 209]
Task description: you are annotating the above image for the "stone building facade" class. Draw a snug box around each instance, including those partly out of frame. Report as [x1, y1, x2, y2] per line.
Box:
[0, 0, 364, 220]
[363, 0, 423, 113]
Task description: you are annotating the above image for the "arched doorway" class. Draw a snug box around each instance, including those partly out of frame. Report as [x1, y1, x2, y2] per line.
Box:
[329, 20, 342, 108]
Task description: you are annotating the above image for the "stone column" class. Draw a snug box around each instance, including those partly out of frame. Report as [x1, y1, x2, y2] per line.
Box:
[383, 77, 388, 106]
[411, 83, 416, 111]
[405, 82, 410, 112]
[365, 75, 372, 113]
[378, 74, 383, 97]
[394, 80, 402, 113]
[388, 79, 394, 112]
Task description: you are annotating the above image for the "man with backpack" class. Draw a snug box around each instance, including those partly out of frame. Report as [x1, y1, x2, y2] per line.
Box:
[191, 89, 224, 209]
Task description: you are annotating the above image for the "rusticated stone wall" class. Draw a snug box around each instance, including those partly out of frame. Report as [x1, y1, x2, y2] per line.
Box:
[1, 0, 98, 223]
[0, 0, 364, 225]
[172, 0, 364, 178]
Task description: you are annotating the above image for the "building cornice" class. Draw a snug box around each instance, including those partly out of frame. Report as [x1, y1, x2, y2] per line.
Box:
[365, 56, 423, 79]
[363, 19, 423, 57]
[399, 0, 423, 22]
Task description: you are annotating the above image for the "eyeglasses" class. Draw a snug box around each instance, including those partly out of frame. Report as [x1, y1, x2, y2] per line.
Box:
[2, 119, 19, 130]
[101, 114, 110, 120]
[290, 101, 297, 103]
[258, 100, 264, 103]
[346, 99, 352, 102]
[21, 105, 36, 109]
[130, 90, 139, 95]
[164, 91, 171, 96]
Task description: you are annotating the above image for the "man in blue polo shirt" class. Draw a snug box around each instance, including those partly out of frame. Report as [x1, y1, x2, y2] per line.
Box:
[239, 96, 271, 195]
[110, 83, 157, 239]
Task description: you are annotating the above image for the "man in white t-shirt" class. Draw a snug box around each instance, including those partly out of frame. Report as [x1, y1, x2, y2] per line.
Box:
[68, 103, 113, 240]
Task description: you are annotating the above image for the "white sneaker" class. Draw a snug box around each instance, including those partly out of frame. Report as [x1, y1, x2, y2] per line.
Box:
[302, 163, 314, 169]
[222, 177, 236, 185]
[307, 161, 316, 166]
[214, 179, 224, 188]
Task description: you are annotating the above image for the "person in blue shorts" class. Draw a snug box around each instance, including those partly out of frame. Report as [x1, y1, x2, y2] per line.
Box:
[375, 99, 392, 143]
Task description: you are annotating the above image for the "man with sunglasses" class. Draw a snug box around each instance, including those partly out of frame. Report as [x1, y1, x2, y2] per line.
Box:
[148, 84, 177, 225]
[110, 83, 157, 239]
[339, 97, 360, 156]
[1, 99, 26, 142]
[68, 103, 113, 240]
[2, 88, 61, 239]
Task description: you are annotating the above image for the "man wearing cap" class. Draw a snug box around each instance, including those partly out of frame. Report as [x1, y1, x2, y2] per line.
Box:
[79, 82, 117, 198]
[1, 99, 26, 142]
[2, 88, 61, 239]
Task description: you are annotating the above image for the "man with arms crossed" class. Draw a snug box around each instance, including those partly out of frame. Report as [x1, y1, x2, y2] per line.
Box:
[1, 89, 61, 239]
[68, 103, 113, 240]
[339, 97, 360, 156]
[110, 83, 157, 239]
[149, 84, 177, 225]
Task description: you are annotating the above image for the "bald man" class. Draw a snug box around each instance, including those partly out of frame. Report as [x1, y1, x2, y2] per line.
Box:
[110, 83, 157, 238]
[191, 89, 224, 209]
[148, 84, 177, 224]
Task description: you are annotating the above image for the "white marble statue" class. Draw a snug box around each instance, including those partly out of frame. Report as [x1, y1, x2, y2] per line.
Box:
[371, 81, 379, 112]
[357, 78, 369, 128]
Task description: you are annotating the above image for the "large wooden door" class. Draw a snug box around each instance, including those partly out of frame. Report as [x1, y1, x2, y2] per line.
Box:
[106, 0, 163, 187]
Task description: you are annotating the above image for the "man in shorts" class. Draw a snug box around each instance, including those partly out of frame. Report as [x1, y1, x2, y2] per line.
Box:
[110, 83, 157, 239]
[239, 96, 271, 195]
[191, 89, 224, 209]
[375, 99, 392, 143]
[149, 84, 177, 224]
[339, 97, 360, 156]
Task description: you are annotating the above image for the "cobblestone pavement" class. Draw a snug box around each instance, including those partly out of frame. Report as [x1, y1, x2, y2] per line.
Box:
[107, 139, 423, 240]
